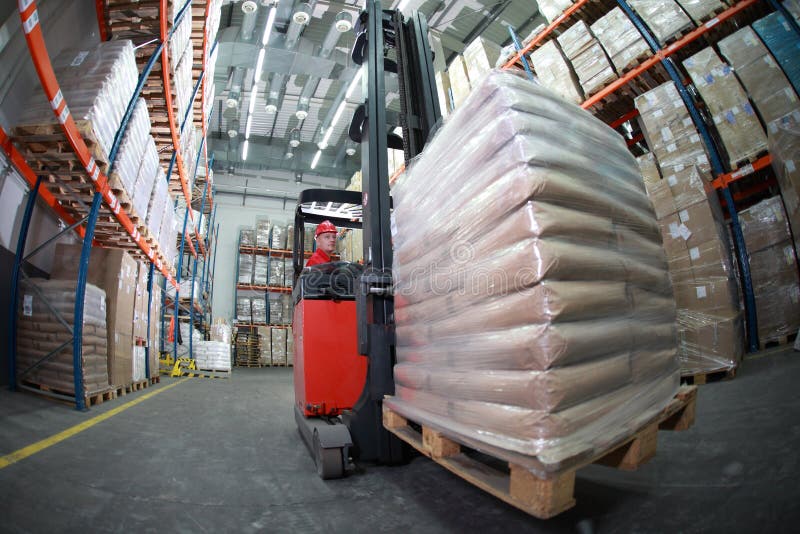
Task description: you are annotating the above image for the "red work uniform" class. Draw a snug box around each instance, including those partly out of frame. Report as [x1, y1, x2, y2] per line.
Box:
[306, 249, 331, 267]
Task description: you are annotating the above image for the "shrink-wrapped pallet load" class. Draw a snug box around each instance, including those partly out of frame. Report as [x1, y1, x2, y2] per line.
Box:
[591, 8, 651, 73]
[628, 0, 693, 44]
[16, 279, 110, 395]
[753, 12, 800, 94]
[236, 297, 252, 323]
[251, 297, 267, 324]
[636, 152, 662, 187]
[133, 137, 159, 221]
[256, 219, 272, 248]
[537, 0, 573, 24]
[447, 55, 472, 110]
[683, 47, 768, 168]
[268, 255, 285, 287]
[195, 341, 232, 371]
[240, 228, 255, 247]
[238, 253, 254, 285]
[768, 111, 800, 255]
[270, 224, 288, 250]
[281, 294, 293, 326]
[258, 326, 272, 365]
[388, 70, 679, 476]
[557, 21, 617, 97]
[146, 168, 169, 243]
[304, 225, 316, 253]
[271, 328, 287, 365]
[211, 319, 232, 345]
[530, 40, 584, 105]
[253, 255, 269, 286]
[113, 98, 151, 196]
[283, 257, 294, 288]
[674, 0, 725, 24]
[462, 36, 502, 89]
[268, 293, 283, 324]
[287, 327, 294, 366]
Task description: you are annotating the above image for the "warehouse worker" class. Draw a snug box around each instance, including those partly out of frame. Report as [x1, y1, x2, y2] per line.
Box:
[306, 220, 337, 266]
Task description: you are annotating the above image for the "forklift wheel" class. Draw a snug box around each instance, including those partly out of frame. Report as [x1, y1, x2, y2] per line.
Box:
[314, 431, 344, 479]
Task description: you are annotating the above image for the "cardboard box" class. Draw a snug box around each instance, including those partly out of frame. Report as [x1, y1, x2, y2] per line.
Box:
[673, 277, 738, 314]
[646, 165, 711, 218]
[530, 40, 583, 104]
[717, 26, 769, 68]
[678, 309, 743, 373]
[636, 153, 661, 186]
[768, 111, 800, 255]
[668, 237, 734, 283]
[462, 36, 501, 87]
[447, 55, 472, 109]
[738, 196, 792, 252]
[435, 71, 451, 117]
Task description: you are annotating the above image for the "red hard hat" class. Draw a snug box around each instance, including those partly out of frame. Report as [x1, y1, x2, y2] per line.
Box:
[315, 220, 337, 237]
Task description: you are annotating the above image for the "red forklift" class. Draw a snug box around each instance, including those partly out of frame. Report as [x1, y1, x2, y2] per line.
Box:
[291, 1, 441, 478]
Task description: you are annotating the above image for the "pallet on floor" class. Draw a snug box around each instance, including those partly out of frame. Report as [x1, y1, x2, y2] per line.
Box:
[383, 385, 697, 519]
[681, 366, 737, 385]
[20, 380, 116, 407]
[189, 368, 231, 379]
[759, 331, 798, 350]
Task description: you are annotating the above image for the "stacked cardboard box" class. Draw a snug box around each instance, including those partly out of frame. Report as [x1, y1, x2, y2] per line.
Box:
[557, 21, 617, 96]
[435, 71, 452, 117]
[462, 36, 502, 89]
[636, 152, 662, 188]
[718, 27, 799, 126]
[238, 254, 254, 285]
[739, 197, 800, 344]
[16, 279, 109, 395]
[530, 40, 583, 104]
[628, 0, 693, 44]
[271, 328, 288, 365]
[257, 326, 272, 365]
[591, 8, 651, 73]
[635, 82, 711, 173]
[683, 47, 768, 168]
[447, 55, 472, 110]
[768, 111, 800, 254]
[753, 12, 800, 94]
[675, 0, 726, 24]
[537, 0, 573, 24]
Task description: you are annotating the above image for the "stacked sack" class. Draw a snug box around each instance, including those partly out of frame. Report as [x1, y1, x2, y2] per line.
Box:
[389, 70, 679, 476]
[556, 21, 617, 97]
[16, 280, 110, 395]
[195, 342, 232, 371]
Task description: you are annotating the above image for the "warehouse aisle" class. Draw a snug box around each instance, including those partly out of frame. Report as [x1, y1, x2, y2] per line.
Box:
[1, 348, 799, 533]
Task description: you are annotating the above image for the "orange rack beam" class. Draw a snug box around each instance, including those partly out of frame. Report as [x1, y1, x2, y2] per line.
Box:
[712, 154, 773, 189]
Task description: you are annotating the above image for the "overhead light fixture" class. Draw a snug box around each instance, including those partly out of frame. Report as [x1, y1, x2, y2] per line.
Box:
[254, 49, 266, 83]
[285, 147, 294, 159]
[245, 115, 253, 139]
[317, 138, 328, 150]
[242, 1, 258, 14]
[242, 139, 250, 160]
[295, 172, 303, 184]
[227, 119, 239, 138]
[289, 130, 301, 148]
[334, 11, 353, 33]
[261, 5, 278, 46]
[296, 100, 309, 120]
[345, 68, 363, 100]
[247, 86, 258, 115]
[346, 146, 356, 156]
[310, 149, 321, 169]
[292, 3, 312, 25]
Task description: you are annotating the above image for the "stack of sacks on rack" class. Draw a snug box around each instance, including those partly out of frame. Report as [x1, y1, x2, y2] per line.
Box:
[536, 0, 573, 24]
[271, 224, 288, 249]
[240, 228, 255, 247]
[132, 262, 150, 345]
[256, 219, 272, 248]
[177, 125, 197, 193]
[304, 225, 316, 253]
[169, 3, 192, 70]
[257, 326, 272, 365]
[530, 40, 583, 104]
[388, 69, 679, 476]
[253, 255, 269, 286]
[238, 253, 254, 285]
[287, 327, 294, 365]
[176, 322, 204, 358]
[271, 328, 288, 365]
[283, 257, 294, 288]
[112, 98, 150, 200]
[738, 197, 800, 345]
[768, 111, 800, 255]
[718, 27, 799, 126]
[252, 297, 267, 324]
[146, 172, 170, 243]
[268, 293, 283, 324]
[160, 204, 179, 269]
[166, 280, 201, 306]
[148, 276, 162, 379]
[16, 279, 110, 395]
[268, 256, 285, 287]
[211, 319, 232, 345]
[590, 8, 651, 73]
[683, 48, 768, 168]
[557, 21, 617, 97]
[15, 40, 138, 165]
[132, 137, 159, 222]
[173, 32, 195, 126]
[236, 297, 252, 323]
[281, 294, 292, 325]
[753, 12, 800, 94]
[194, 342, 231, 371]
[628, 0, 693, 45]
[674, 0, 726, 25]
[286, 224, 295, 251]
[635, 82, 710, 172]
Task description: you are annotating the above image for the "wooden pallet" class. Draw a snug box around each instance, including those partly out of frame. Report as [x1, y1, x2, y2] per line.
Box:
[759, 332, 798, 350]
[13, 121, 109, 176]
[21, 380, 116, 407]
[681, 366, 736, 385]
[729, 149, 769, 175]
[383, 385, 697, 519]
[126, 379, 149, 393]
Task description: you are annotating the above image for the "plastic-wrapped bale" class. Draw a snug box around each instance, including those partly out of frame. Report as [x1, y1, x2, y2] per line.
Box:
[211, 319, 232, 345]
[16, 279, 110, 395]
[286, 224, 295, 251]
[14, 40, 138, 164]
[111, 98, 151, 196]
[753, 12, 800, 94]
[251, 297, 267, 324]
[682, 47, 768, 168]
[530, 40, 583, 105]
[258, 326, 272, 366]
[268, 255, 285, 287]
[133, 136, 159, 221]
[283, 257, 294, 287]
[281, 294, 292, 325]
[174, 45, 194, 126]
[268, 293, 283, 324]
[591, 8, 651, 73]
[636, 153, 661, 188]
[768, 111, 800, 255]
[462, 36, 501, 89]
[304, 225, 316, 253]
[388, 69, 679, 477]
[270, 224, 288, 250]
[537, 0, 573, 23]
[635, 82, 711, 173]
[195, 341, 232, 371]
[240, 228, 255, 247]
[253, 255, 268, 286]
[132, 346, 146, 383]
[256, 219, 272, 248]
[238, 253, 254, 285]
[718, 27, 799, 125]
[287, 327, 294, 366]
[146, 168, 169, 243]
[738, 197, 800, 344]
[236, 297, 252, 323]
[674, 0, 725, 24]
[557, 21, 617, 97]
[271, 328, 287, 365]
[628, 0, 693, 45]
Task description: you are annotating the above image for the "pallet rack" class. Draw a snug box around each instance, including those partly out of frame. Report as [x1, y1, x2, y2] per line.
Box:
[503, 0, 800, 352]
[5, 0, 222, 409]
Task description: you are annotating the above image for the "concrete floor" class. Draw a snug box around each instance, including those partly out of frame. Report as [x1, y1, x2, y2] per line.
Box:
[1, 346, 799, 533]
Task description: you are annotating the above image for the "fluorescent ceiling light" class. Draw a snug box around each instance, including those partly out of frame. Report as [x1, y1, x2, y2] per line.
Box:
[242, 139, 249, 160]
[245, 115, 253, 139]
[310, 149, 321, 169]
[254, 48, 266, 83]
[345, 68, 363, 100]
[261, 6, 277, 46]
[330, 101, 347, 129]
[248, 86, 257, 115]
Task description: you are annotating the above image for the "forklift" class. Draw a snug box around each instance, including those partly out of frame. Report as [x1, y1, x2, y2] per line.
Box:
[291, 0, 441, 479]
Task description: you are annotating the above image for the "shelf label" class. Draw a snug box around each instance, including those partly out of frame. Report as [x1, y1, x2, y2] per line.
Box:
[732, 164, 754, 180]
[705, 17, 719, 29]
[23, 294, 33, 316]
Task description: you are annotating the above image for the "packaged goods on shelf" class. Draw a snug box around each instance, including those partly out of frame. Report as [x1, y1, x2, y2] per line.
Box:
[236, 297, 252, 323]
[253, 255, 268, 286]
[287, 327, 294, 366]
[234, 326, 259, 366]
[753, 12, 800, 94]
[148, 280, 161, 378]
[281, 294, 292, 325]
[146, 170, 169, 243]
[211, 319, 232, 345]
[768, 111, 800, 254]
[683, 48, 768, 167]
[166, 279, 200, 304]
[674, 0, 726, 24]
[635, 82, 710, 173]
[787, 0, 800, 22]
[435, 71, 452, 117]
[16, 279, 110, 395]
[268, 256, 285, 287]
[270, 224, 288, 249]
[169, 4, 192, 67]
[271, 328, 287, 365]
[537, 0, 573, 24]
[591, 8, 651, 73]
[179, 125, 197, 190]
[557, 21, 595, 59]
[738, 195, 792, 252]
[238, 253, 254, 285]
[159, 204, 178, 267]
[133, 137, 160, 221]
[677, 310, 743, 375]
[628, 0, 693, 45]
[636, 152, 662, 187]
[174, 45, 195, 126]
[556, 21, 617, 95]
[268, 293, 283, 324]
[389, 69, 679, 477]
[530, 40, 583, 104]
[258, 326, 272, 365]
[304, 225, 315, 253]
[132, 346, 146, 382]
[15, 40, 138, 163]
[176, 322, 203, 358]
[256, 219, 272, 248]
[251, 296, 267, 324]
[718, 27, 799, 125]
[447, 55, 472, 109]
[194, 341, 232, 371]
[286, 224, 295, 251]
[337, 229, 364, 263]
[462, 36, 502, 88]
[240, 228, 255, 246]
[113, 98, 151, 194]
[646, 164, 713, 219]
[283, 257, 294, 288]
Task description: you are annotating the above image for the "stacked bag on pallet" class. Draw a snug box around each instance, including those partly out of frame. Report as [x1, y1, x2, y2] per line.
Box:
[271, 328, 288, 366]
[176, 322, 204, 358]
[283, 257, 294, 288]
[446, 36, 503, 110]
[256, 219, 272, 248]
[113, 98, 151, 197]
[236, 297, 252, 323]
[16, 279, 110, 395]
[530, 40, 583, 104]
[628, 0, 692, 45]
[536, 0, 573, 24]
[146, 169, 170, 243]
[240, 228, 255, 247]
[258, 326, 272, 365]
[738, 197, 800, 345]
[268, 256, 285, 287]
[683, 48, 768, 168]
[271, 224, 288, 250]
[674, 0, 726, 25]
[752, 12, 800, 94]
[768, 111, 800, 255]
[254, 255, 269, 286]
[252, 297, 267, 324]
[194, 342, 231, 371]
[590, 8, 651, 73]
[388, 70, 680, 476]
[718, 27, 799, 127]
[557, 21, 617, 97]
[132, 137, 159, 221]
[238, 253, 254, 285]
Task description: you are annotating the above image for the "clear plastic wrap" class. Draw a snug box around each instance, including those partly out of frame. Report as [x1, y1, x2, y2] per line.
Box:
[286, 224, 295, 251]
[258, 326, 272, 365]
[211, 318, 232, 345]
[677, 310, 742, 375]
[683, 47, 768, 167]
[283, 258, 293, 288]
[270, 224, 288, 250]
[240, 228, 255, 246]
[268, 256, 285, 287]
[133, 136, 159, 220]
[174, 45, 194, 126]
[753, 12, 800, 95]
[268, 293, 283, 324]
[557, 21, 595, 60]
[146, 172, 169, 243]
[169, 6, 192, 69]
[569, 41, 618, 96]
[271, 328, 287, 365]
[748, 240, 800, 342]
[738, 196, 792, 252]
[462, 36, 502, 88]
[637, 152, 662, 187]
[253, 255, 269, 286]
[447, 55, 472, 109]
[591, 7, 651, 73]
[537, 0, 574, 24]
[287, 327, 294, 366]
[628, 0, 693, 45]
[304, 226, 316, 253]
[281, 294, 292, 325]
[251, 296, 267, 324]
[256, 219, 272, 248]
[675, 0, 725, 24]
[645, 164, 713, 219]
[530, 40, 584, 104]
[389, 69, 679, 476]
[238, 254, 254, 285]
[114, 98, 151, 194]
[768, 111, 800, 255]
[194, 341, 232, 371]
